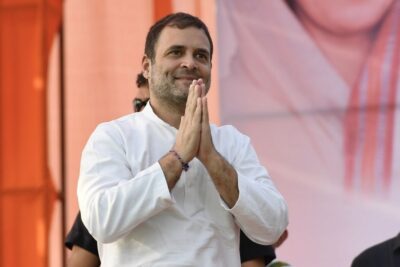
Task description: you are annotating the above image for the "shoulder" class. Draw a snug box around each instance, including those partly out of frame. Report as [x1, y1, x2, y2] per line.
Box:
[211, 124, 249, 142]
[210, 124, 256, 163]
[97, 113, 136, 132]
[90, 113, 138, 141]
[211, 124, 251, 148]
[351, 237, 394, 267]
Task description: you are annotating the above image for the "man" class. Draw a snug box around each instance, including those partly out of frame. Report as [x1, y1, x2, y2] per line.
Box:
[351, 232, 400, 267]
[78, 12, 288, 266]
[65, 212, 100, 267]
[132, 72, 150, 113]
[66, 73, 281, 267]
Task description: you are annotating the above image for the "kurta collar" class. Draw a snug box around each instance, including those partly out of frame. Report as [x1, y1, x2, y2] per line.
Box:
[142, 102, 178, 132]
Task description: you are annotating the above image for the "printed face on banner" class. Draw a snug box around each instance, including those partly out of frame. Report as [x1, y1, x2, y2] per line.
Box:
[290, 0, 395, 34]
[218, 1, 400, 266]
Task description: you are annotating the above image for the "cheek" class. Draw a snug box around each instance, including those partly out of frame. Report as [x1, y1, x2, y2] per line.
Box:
[151, 65, 167, 81]
[199, 64, 211, 77]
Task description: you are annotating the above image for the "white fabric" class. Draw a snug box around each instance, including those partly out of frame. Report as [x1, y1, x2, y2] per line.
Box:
[78, 103, 288, 267]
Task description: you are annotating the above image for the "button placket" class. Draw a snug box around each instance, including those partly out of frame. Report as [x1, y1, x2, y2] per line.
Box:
[183, 159, 206, 216]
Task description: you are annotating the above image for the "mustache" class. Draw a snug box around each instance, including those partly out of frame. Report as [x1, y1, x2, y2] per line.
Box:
[173, 69, 201, 80]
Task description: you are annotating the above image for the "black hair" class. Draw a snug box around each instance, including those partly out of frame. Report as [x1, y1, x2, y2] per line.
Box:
[144, 12, 213, 62]
[135, 72, 148, 88]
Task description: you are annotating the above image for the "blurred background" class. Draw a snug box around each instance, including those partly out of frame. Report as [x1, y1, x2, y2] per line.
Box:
[1, 0, 399, 266]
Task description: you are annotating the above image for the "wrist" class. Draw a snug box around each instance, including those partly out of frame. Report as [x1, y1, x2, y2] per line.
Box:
[169, 150, 189, 171]
[200, 149, 220, 169]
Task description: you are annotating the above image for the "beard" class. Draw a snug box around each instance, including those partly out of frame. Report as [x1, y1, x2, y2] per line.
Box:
[150, 73, 188, 107]
[149, 66, 211, 109]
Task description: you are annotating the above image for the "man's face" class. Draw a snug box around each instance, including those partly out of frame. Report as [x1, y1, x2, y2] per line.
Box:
[136, 86, 150, 100]
[146, 26, 212, 107]
[133, 86, 150, 112]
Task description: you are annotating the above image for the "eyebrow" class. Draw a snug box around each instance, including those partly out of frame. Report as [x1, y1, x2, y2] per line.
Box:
[164, 45, 210, 56]
[164, 45, 184, 54]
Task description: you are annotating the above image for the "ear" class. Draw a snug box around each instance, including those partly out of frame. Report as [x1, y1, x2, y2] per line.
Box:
[142, 55, 151, 79]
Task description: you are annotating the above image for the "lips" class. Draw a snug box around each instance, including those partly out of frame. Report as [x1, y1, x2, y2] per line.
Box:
[173, 70, 200, 81]
[174, 76, 198, 81]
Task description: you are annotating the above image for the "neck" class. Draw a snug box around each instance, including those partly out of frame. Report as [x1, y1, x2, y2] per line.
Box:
[149, 96, 185, 129]
[296, 11, 376, 87]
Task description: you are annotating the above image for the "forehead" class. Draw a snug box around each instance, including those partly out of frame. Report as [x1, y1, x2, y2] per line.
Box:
[155, 26, 211, 55]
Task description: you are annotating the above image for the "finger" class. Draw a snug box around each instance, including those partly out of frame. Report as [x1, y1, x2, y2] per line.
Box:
[179, 115, 184, 129]
[194, 97, 202, 125]
[189, 80, 198, 104]
[195, 79, 203, 95]
[174, 116, 185, 150]
[196, 79, 205, 97]
[185, 80, 197, 116]
[192, 83, 203, 116]
[201, 82, 206, 97]
[176, 116, 185, 140]
[202, 97, 209, 125]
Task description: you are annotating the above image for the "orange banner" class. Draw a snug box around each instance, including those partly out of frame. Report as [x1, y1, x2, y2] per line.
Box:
[0, 1, 62, 266]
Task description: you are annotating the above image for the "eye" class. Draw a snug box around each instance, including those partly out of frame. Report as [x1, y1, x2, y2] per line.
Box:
[168, 50, 182, 57]
[195, 52, 209, 62]
[133, 98, 149, 112]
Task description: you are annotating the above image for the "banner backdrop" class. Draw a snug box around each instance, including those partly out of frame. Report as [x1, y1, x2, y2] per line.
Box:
[0, 1, 61, 266]
[217, 0, 400, 266]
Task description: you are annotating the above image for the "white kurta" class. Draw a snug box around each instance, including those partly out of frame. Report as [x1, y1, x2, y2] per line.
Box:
[78, 103, 288, 267]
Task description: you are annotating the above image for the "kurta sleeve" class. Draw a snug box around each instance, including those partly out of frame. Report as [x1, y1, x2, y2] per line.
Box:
[216, 125, 288, 245]
[77, 123, 174, 243]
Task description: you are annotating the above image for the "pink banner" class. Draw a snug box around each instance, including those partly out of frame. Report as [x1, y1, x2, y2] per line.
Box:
[217, 1, 400, 266]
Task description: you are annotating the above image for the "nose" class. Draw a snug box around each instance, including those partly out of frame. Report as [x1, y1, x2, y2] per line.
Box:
[180, 55, 197, 70]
